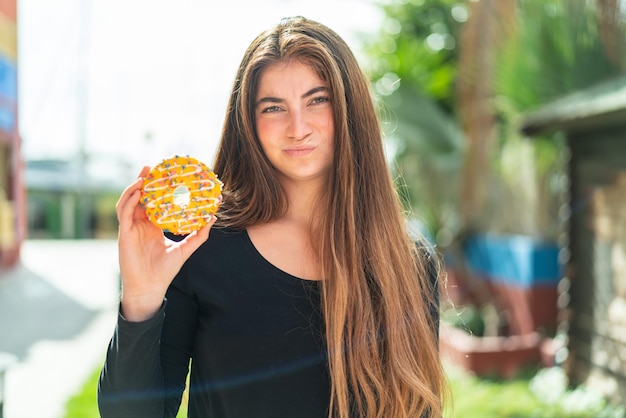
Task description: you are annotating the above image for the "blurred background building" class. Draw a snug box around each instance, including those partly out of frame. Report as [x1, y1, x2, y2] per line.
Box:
[0, 0, 24, 268]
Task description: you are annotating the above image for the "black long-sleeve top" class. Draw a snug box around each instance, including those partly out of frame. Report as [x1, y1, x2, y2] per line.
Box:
[98, 227, 330, 418]
[98, 227, 439, 418]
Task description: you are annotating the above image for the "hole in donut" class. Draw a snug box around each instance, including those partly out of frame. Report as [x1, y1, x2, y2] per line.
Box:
[173, 185, 191, 208]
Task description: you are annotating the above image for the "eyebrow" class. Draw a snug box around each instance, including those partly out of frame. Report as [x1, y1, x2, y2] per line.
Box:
[256, 86, 329, 107]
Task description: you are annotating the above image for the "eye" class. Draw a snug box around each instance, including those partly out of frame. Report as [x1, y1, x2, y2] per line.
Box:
[260, 105, 282, 114]
[311, 96, 330, 105]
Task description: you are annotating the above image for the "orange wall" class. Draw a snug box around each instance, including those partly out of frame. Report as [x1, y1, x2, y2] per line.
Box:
[0, 0, 16, 21]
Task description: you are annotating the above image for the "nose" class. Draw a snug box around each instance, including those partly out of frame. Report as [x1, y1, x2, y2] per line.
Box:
[287, 110, 312, 141]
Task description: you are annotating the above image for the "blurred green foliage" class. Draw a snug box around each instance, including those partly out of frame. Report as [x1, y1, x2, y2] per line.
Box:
[363, 0, 465, 113]
[364, 0, 468, 243]
[364, 0, 626, 243]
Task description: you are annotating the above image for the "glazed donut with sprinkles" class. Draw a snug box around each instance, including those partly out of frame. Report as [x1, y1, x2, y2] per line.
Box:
[140, 155, 223, 235]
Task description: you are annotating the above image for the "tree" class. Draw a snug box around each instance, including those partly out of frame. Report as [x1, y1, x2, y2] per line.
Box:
[365, 0, 626, 243]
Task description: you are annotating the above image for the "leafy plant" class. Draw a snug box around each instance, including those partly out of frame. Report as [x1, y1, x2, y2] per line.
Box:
[529, 367, 626, 417]
[446, 363, 626, 417]
[441, 304, 485, 336]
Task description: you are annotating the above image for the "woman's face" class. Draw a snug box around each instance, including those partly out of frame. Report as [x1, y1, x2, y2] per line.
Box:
[254, 60, 335, 187]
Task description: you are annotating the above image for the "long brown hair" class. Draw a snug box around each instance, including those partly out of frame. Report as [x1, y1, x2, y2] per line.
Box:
[213, 16, 448, 418]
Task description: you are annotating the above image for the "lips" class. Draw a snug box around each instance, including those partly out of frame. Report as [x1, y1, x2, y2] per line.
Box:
[284, 146, 315, 157]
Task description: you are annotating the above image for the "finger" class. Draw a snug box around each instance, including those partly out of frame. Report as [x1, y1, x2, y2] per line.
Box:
[116, 174, 144, 211]
[117, 189, 142, 232]
[131, 190, 150, 222]
[116, 179, 142, 218]
[169, 219, 214, 260]
[116, 166, 150, 221]
[130, 166, 153, 221]
[137, 165, 150, 178]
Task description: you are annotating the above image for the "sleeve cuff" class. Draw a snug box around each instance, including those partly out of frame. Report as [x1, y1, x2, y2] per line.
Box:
[117, 299, 168, 334]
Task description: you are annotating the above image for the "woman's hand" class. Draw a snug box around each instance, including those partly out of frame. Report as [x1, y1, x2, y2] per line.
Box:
[116, 166, 214, 322]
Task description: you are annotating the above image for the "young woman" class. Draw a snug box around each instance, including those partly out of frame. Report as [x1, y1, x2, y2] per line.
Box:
[98, 16, 448, 418]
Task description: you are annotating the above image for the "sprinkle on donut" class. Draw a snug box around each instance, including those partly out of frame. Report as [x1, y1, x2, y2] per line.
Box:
[141, 155, 223, 235]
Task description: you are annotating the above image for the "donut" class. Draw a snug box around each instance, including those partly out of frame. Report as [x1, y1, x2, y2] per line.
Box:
[141, 155, 223, 235]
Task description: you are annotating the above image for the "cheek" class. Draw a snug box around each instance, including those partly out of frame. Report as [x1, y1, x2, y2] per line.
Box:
[256, 123, 276, 160]
[255, 118, 267, 141]
[255, 120, 274, 151]
[256, 115, 283, 135]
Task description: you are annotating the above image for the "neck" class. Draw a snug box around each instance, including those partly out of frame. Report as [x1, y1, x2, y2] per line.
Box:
[279, 177, 324, 225]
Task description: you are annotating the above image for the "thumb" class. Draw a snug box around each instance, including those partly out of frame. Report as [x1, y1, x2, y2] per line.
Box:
[169, 221, 213, 261]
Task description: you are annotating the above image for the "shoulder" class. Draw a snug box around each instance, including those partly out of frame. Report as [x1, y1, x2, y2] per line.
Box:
[418, 240, 440, 281]
[405, 219, 441, 287]
[409, 233, 442, 335]
[406, 220, 440, 282]
[166, 226, 244, 246]
[170, 226, 251, 291]
[193, 226, 247, 258]
[165, 227, 249, 272]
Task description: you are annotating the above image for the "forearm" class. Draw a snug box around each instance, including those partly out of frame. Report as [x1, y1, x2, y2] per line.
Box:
[120, 289, 167, 322]
[97, 303, 168, 418]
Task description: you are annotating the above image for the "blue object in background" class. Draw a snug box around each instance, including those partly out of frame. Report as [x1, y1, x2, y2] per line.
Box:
[0, 51, 16, 133]
[462, 234, 561, 288]
[0, 106, 13, 132]
[0, 53, 16, 101]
